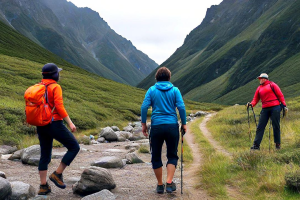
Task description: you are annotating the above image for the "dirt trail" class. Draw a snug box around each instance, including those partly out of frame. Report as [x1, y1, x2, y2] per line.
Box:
[182, 122, 211, 200]
[199, 113, 231, 157]
[199, 113, 247, 200]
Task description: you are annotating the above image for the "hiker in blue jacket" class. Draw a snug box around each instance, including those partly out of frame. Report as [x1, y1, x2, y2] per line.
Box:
[141, 67, 186, 194]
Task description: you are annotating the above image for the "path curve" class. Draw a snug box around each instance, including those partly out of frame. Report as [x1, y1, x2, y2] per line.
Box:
[199, 113, 231, 157]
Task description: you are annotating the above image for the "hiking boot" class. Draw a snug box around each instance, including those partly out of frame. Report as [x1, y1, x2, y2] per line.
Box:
[38, 183, 51, 195]
[49, 171, 66, 189]
[156, 184, 165, 194]
[166, 182, 176, 193]
[276, 143, 281, 150]
[250, 144, 260, 150]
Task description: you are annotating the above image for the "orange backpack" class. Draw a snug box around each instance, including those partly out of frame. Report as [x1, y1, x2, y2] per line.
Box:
[24, 83, 55, 126]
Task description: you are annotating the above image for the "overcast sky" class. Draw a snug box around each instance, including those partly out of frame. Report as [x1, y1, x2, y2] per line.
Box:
[68, 0, 223, 65]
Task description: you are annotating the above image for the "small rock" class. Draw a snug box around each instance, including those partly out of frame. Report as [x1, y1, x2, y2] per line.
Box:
[1, 154, 12, 160]
[51, 151, 65, 159]
[127, 148, 136, 153]
[125, 153, 144, 164]
[186, 116, 192, 122]
[0, 177, 12, 199]
[123, 125, 133, 133]
[189, 113, 195, 117]
[81, 189, 116, 200]
[64, 177, 80, 185]
[0, 145, 18, 154]
[132, 122, 142, 127]
[10, 181, 36, 200]
[72, 166, 116, 196]
[99, 127, 118, 141]
[97, 137, 105, 143]
[91, 140, 99, 144]
[21, 145, 40, 166]
[194, 111, 208, 117]
[125, 143, 140, 150]
[129, 127, 146, 141]
[111, 126, 120, 132]
[8, 149, 23, 160]
[91, 156, 124, 168]
[0, 171, 6, 179]
[115, 131, 132, 142]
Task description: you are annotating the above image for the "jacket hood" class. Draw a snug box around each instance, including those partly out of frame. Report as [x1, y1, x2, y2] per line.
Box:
[261, 80, 271, 86]
[155, 81, 174, 91]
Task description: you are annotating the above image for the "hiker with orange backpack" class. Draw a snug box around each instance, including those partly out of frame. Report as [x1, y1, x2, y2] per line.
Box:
[141, 67, 186, 194]
[246, 73, 287, 150]
[24, 63, 80, 195]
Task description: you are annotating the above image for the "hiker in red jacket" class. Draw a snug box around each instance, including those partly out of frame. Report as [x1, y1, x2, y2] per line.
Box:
[247, 73, 287, 150]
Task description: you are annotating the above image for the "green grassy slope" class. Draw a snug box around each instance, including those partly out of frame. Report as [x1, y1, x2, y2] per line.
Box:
[0, 20, 220, 146]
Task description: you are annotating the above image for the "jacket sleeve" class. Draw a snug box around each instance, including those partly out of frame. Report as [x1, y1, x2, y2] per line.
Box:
[175, 88, 186, 125]
[141, 88, 152, 123]
[273, 83, 286, 106]
[250, 86, 260, 107]
[53, 85, 68, 118]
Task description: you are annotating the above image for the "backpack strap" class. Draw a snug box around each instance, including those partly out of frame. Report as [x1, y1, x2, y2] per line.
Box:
[41, 82, 56, 112]
[269, 82, 282, 105]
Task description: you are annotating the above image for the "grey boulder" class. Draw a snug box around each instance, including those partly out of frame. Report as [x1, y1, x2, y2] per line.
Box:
[99, 127, 118, 141]
[132, 122, 142, 127]
[123, 125, 133, 133]
[21, 145, 40, 166]
[129, 127, 146, 141]
[8, 149, 23, 160]
[194, 111, 208, 117]
[0, 171, 6, 179]
[0, 177, 12, 200]
[125, 153, 144, 164]
[97, 137, 105, 143]
[0, 145, 18, 154]
[73, 166, 116, 196]
[91, 156, 124, 168]
[115, 131, 132, 142]
[81, 189, 116, 200]
[10, 181, 36, 200]
[111, 126, 120, 132]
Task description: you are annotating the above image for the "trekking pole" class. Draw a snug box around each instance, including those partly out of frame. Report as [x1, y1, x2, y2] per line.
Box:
[180, 126, 185, 195]
[269, 118, 272, 153]
[250, 105, 258, 127]
[247, 105, 252, 143]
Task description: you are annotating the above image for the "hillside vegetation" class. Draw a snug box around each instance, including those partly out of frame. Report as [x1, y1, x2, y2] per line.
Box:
[0, 0, 158, 85]
[138, 0, 300, 105]
[0, 20, 221, 147]
[193, 99, 300, 199]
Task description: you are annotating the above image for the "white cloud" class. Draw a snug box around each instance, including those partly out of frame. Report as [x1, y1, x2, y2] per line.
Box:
[67, 0, 223, 64]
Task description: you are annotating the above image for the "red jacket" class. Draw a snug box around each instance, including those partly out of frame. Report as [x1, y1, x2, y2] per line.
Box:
[41, 79, 68, 121]
[251, 80, 286, 108]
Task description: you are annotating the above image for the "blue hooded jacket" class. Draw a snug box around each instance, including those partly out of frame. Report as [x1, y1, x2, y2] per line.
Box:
[141, 81, 186, 126]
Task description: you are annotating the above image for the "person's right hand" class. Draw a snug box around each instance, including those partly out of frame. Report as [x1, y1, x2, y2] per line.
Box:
[142, 123, 148, 137]
[246, 102, 252, 107]
[69, 123, 77, 133]
[181, 124, 187, 135]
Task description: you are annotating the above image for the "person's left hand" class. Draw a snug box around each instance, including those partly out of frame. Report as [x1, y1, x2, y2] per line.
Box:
[142, 123, 148, 137]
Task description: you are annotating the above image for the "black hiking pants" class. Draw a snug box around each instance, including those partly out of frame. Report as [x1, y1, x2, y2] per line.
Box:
[150, 123, 179, 169]
[37, 120, 80, 171]
[254, 105, 281, 146]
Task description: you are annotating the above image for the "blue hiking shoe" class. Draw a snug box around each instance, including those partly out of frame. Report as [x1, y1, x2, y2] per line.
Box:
[156, 184, 165, 194]
[166, 182, 176, 193]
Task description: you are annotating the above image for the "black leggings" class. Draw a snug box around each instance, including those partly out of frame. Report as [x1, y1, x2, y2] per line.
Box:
[37, 120, 80, 171]
[150, 123, 179, 169]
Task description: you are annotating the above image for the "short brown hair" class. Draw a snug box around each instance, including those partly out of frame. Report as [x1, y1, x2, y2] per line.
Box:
[155, 67, 171, 81]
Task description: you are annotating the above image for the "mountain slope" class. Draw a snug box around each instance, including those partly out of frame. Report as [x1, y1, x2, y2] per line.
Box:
[0, 0, 158, 85]
[138, 0, 300, 104]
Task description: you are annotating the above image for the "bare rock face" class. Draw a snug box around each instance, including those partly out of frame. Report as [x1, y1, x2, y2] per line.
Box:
[0, 177, 12, 200]
[21, 145, 40, 166]
[73, 166, 116, 196]
[10, 181, 36, 200]
[111, 126, 120, 132]
[81, 189, 116, 200]
[91, 156, 124, 169]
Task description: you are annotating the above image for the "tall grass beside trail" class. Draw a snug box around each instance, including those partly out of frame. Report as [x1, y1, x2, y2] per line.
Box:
[205, 99, 300, 199]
